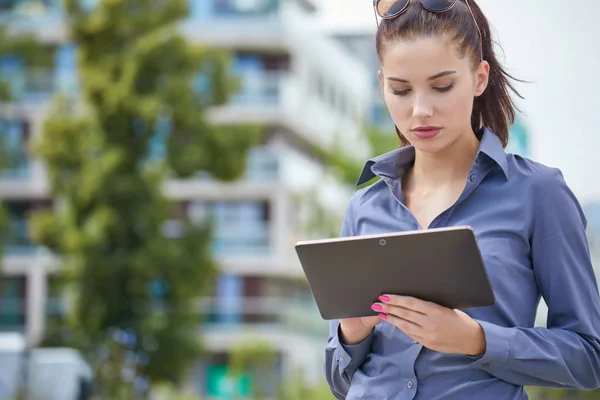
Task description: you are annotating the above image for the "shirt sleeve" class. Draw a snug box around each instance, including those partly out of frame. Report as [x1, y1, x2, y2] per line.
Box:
[324, 191, 375, 399]
[468, 168, 600, 389]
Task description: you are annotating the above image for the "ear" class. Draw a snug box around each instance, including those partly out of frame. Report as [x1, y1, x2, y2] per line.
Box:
[474, 61, 490, 97]
[377, 69, 385, 93]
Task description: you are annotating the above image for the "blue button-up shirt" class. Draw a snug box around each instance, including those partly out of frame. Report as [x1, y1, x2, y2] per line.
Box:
[325, 128, 600, 399]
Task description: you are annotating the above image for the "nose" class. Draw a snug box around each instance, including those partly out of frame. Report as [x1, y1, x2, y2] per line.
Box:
[412, 94, 433, 118]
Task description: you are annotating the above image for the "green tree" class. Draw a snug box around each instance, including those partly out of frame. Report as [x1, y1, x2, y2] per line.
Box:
[227, 338, 335, 400]
[327, 125, 398, 188]
[27, 0, 261, 396]
[229, 338, 279, 400]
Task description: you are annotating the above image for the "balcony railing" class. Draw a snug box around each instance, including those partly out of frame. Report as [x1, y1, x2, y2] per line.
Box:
[189, 0, 280, 19]
[230, 70, 284, 105]
[212, 223, 270, 257]
[1, 68, 56, 103]
[1, 65, 285, 108]
[194, 146, 280, 182]
[199, 296, 327, 337]
[0, 165, 30, 180]
[161, 218, 271, 257]
[38, 295, 328, 337]
[245, 147, 280, 181]
[0, 0, 63, 26]
[4, 218, 45, 255]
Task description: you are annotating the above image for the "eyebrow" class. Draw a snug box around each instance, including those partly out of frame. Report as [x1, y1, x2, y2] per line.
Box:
[387, 70, 457, 83]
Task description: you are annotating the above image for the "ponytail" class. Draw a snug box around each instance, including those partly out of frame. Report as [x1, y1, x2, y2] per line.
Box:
[469, 0, 524, 147]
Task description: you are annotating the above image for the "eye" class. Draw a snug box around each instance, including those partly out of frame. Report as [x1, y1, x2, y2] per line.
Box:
[392, 89, 411, 96]
[434, 83, 454, 93]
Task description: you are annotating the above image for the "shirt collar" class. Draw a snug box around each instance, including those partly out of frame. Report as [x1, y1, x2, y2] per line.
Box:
[355, 127, 509, 186]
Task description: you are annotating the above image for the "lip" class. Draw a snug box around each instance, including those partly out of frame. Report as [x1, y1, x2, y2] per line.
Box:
[411, 126, 441, 140]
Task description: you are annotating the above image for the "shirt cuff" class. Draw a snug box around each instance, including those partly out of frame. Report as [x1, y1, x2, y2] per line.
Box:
[468, 320, 511, 373]
[330, 324, 376, 373]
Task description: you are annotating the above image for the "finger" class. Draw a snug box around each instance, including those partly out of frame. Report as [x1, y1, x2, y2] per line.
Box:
[373, 303, 428, 327]
[379, 312, 423, 338]
[379, 295, 439, 314]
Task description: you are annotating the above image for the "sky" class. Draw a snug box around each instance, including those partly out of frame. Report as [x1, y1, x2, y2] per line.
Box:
[318, 0, 600, 204]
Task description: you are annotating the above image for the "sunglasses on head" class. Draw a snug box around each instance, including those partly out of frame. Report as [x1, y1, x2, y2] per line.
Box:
[373, 0, 483, 61]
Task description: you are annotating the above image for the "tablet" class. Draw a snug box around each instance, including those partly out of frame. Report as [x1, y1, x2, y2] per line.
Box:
[294, 226, 495, 320]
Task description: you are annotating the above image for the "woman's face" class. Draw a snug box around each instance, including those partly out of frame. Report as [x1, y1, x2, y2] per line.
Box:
[379, 36, 489, 153]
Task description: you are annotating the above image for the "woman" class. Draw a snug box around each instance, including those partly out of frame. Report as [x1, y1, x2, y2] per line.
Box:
[325, 0, 600, 399]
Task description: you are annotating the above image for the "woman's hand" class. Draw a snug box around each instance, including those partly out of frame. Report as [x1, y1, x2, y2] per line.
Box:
[372, 295, 486, 356]
[339, 315, 381, 345]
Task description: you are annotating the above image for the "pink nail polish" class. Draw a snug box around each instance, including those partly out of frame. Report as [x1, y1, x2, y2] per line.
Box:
[378, 313, 388, 319]
[371, 304, 383, 311]
[379, 295, 390, 303]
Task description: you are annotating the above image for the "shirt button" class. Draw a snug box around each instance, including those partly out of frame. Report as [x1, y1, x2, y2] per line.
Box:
[482, 363, 490, 368]
[407, 381, 414, 389]
[469, 174, 476, 182]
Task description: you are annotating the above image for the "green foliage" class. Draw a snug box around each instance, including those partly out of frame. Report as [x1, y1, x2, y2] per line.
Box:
[292, 188, 344, 239]
[278, 369, 336, 400]
[0, 25, 54, 101]
[227, 338, 336, 400]
[151, 382, 201, 400]
[27, 0, 261, 395]
[0, 26, 54, 69]
[526, 386, 600, 399]
[326, 125, 399, 188]
[228, 338, 279, 400]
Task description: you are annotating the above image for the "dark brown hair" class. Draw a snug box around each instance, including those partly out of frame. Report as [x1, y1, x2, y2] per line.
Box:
[375, 0, 523, 147]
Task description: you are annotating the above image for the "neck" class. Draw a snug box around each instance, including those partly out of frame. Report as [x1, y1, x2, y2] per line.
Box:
[410, 131, 480, 190]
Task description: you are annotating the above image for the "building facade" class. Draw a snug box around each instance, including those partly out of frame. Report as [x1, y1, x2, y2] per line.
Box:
[0, 0, 374, 396]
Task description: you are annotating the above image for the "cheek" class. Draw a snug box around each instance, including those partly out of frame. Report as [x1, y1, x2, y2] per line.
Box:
[383, 95, 411, 131]
[383, 92, 410, 118]
[438, 87, 475, 119]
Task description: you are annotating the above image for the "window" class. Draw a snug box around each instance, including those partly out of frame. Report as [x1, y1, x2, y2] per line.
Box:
[0, 55, 25, 100]
[212, 0, 279, 16]
[315, 73, 326, 102]
[188, 201, 271, 256]
[0, 276, 26, 331]
[54, 43, 79, 96]
[0, 118, 30, 178]
[5, 200, 53, 254]
[46, 274, 66, 322]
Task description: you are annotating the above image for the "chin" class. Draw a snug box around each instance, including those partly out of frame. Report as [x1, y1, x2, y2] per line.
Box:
[409, 129, 466, 154]
[408, 135, 450, 154]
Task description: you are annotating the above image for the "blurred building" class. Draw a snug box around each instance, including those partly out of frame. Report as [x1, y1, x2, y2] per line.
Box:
[326, 27, 393, 135]
[0, 0, 373, 397]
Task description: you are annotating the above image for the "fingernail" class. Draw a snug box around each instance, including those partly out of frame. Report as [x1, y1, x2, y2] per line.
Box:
[378, 313, 388, 319]
[371, 304, 383, 311]
[379, 295, 390, 303]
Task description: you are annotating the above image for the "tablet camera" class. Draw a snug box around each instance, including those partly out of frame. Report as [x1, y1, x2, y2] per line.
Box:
[379, 239, 386, 246]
